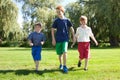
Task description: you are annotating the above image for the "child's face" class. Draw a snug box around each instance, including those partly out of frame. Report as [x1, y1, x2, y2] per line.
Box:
[80, 20, 87, 25]
[34, 25, 41, 32]
[56, 9, 64, 17]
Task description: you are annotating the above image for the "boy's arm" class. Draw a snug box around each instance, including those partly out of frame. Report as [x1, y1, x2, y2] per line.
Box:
[90, 35, 98, 46]
[89, 28, 98, 46]
[28, 40, 33, 46]
[70, 27, 75, 42]
[41, 34, 46, 45]
[71, 36, 77, 48]
[51, 28, 56, 46]
[41, 41, 44, 45]
[70, 27, 76, 48]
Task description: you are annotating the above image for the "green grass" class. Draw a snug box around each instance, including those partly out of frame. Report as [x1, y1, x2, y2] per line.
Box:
[0, 47, 120, 80]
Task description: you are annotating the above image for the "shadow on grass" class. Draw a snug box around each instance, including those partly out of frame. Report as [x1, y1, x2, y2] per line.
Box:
[0, 67, 83, 75]
[6, 48, 55, 51]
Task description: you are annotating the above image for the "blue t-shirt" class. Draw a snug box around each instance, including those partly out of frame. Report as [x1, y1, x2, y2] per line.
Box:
[28, 32, 46, 46]
[52, 18, 73, 42]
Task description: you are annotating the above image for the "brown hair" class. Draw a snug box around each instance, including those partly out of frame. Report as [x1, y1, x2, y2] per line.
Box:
[34, 22, 42, 27]
[56, 5, 65, 13]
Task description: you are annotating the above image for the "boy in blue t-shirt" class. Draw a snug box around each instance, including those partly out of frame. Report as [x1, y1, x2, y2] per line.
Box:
[28, 22, 46, 72]
[51, 5, 75, 73]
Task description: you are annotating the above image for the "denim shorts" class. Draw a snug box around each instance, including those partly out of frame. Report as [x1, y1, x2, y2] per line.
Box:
[32, 46, 42, 61]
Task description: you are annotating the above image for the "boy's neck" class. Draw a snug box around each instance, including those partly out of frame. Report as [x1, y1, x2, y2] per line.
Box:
[35, 31, 41, 33]
[59, 15, 65, 19]
[81, 25, 87, 28]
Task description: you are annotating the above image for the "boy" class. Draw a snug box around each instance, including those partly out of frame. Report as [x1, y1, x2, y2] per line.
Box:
[71, 16, 98, 71]
[28, 22, 46, 72]
[51, 5, 75, 73]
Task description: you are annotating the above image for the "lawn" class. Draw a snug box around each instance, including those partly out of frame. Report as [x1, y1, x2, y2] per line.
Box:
[0, 47, 120, 80]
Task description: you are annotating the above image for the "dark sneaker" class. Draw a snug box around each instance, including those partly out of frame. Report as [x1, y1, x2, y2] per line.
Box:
[63, 65, 68, 73]
[84, 68, 88, 71]
[59, 64, 63, 70]
[35, 70, 39, 73]
[78, 61, 81, 67]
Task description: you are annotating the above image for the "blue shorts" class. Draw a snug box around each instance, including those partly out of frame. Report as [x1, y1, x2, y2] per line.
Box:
[32, 46, 42, 61]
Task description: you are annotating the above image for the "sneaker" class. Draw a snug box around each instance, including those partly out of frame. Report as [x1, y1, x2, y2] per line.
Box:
[63, 65, 68, 73]
[78, 61, 81, 67]
[84, 68, 88, 71]
[35, 70, 39, 73]
[59, 64, 63, 70]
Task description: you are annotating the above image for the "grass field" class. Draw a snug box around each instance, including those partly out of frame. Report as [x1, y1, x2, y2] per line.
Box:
[0, 47, 120, 80]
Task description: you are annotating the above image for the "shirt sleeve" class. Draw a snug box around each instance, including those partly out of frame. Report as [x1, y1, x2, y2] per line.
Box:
[89, 27, 94, 37]
[28, 33, 33, 41]
[75, 28, 79, 38]
[52, 19, 57, 28]
[67, 19, 73, 27]
[42, 33, 46, 41]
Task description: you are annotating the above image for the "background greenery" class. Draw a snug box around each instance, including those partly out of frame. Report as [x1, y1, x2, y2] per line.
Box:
[0, 0, 120, 47]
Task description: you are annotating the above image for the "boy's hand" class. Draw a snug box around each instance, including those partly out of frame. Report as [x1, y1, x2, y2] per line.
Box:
[95, 41, 98, 46]
[41, 41, 44, 45]
[71, 44, 74, 48]
[52, 39, 56, 46]
[30, 43, 33, 46]
[71, 42, 75, 48]
[71, 37, 76, 48]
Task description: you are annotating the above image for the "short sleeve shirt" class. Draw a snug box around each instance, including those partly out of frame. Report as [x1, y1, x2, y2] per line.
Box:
[28, 32, 46, 46]
[52, 18, 73, 42]
[75, 26, 93, 42]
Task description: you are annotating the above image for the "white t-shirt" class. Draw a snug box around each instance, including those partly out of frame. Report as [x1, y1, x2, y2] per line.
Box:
[75, 26, 93, 42]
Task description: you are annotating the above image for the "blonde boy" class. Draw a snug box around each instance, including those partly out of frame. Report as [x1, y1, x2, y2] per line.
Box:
[71, 16, 98, 71]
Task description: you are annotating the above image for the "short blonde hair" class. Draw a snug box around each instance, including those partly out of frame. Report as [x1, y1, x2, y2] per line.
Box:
[80, 16, 87, 21]
[56, 5, 65, 13]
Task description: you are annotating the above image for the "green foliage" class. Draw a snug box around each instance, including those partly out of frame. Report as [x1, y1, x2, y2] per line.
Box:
[0, 41, 19, 47]
[1, 0, 119, 47]
[0, 0, 23, 41]
[85, 0, 120, 46]
[66, 2, 83, 29]
[66, 0, 120, 46]
[16, 0, 59, 44]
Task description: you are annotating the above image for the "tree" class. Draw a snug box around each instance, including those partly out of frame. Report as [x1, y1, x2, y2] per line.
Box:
[85, 0, 120, 46]
[0, 0, 22, 41]
[16, 0, 60, 40]
[66, 0, 120, 46]
[66, 2, 84, 30]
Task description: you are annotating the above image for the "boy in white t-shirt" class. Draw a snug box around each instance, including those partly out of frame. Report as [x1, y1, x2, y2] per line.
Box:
[71, 16, 98, 71]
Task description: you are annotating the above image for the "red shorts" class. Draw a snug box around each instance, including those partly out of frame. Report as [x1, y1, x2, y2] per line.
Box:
[78, 42, 90, 60]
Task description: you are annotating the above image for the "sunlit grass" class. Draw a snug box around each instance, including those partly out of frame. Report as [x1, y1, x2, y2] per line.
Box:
[0, 47, 120, 80]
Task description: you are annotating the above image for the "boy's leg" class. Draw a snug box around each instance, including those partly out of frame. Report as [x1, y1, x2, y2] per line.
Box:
[78, 42, 84, 67]
[63, 52, 67, 66]
[35, 61, 39, 71]
[62, 42, 68, 73]
[84, 59, 88, 70]
[63, 52, 68, 73]
[59, 55, 63, 69]
[84, 42, 90, 70]
[56, 42, 63, 69]
[32, 46, 41, 71]
[62, 42, 68, 66]
[59, 55, 62, 65]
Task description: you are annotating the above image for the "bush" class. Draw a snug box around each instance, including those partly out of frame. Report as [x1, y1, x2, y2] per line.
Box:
[0, 41, 19, 47]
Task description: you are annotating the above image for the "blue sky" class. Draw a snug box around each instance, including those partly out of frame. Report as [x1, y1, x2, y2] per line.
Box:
[62, 0, 77, 6]
[16, 0, 77, 27]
